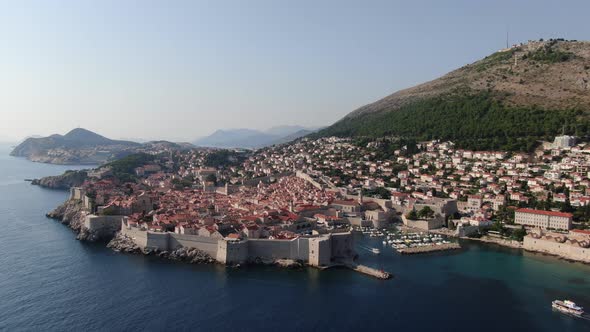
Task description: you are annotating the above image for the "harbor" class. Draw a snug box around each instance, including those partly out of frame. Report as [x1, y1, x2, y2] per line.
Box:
[331, 259, 392, 280]
[357, 226, 462, 254]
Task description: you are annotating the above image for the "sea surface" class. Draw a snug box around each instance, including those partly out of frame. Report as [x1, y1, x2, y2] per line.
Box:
[0, 144, 589, 332]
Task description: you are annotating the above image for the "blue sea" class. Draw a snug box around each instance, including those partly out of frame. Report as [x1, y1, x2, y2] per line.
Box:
[0, 144, 589, 332]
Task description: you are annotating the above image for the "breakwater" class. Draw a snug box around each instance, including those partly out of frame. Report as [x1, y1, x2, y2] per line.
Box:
[397, 242, 461, 254]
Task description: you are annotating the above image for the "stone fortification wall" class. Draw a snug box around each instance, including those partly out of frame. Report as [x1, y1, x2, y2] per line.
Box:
[121, 224, 219, 257]
[217, 240, 249, 264]
[309, 236, 331, 266]
[170, 233, 219, 257]
[246, 237, 310, 262]
[331, 232, 355, 260]
[85, 215, 124, 233]
[295, 171, 324, 189]
[242, 172, 293, 187]
[81, 215, 125, 240]
[121, 225, 148, 247]
[121, 221, 354, 266]
[70, 187, 84, 200]
[402, 215, 444, 230]
[523, 236, 590, 263]
[344, 194, 392, 210]
[145, 232, 169, 250]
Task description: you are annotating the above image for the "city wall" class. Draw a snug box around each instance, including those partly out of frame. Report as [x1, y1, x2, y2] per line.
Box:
[120, 222, 353, 266]
[523, 236, 590, 263]
[84, 215, 125, 237]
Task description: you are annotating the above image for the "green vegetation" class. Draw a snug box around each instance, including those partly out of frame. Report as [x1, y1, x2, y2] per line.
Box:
[405, 207, 435, 220]
[487, 221, 526, 241]
[474, 48, 517, 72]
[318, 92, 589, 152]
[523, 41, 575, 63]
[418, 206, 435, 219]
[510, 227, 527, 241]
[205, 174, 218, 184]
[362, 187, 391, 199]
[171, 175, 196, 190]
[103, 153, 156, 182]
[204, 150, 246, 168]
[406, 209, 418, 220]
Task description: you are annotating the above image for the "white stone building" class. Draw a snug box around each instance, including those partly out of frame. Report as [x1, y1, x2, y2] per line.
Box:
[514, 208, 572, 230]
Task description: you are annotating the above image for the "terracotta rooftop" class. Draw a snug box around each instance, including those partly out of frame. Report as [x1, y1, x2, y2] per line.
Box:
[516, 208, 573, 218]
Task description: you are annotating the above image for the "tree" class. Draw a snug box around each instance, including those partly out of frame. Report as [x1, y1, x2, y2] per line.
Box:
[406, 209, 418, 220]
[511, 227, 526, 241]
[560, 198, 574, 213]
[490, 220, 505, 235]
[205, 174, 217, 185]
[418, 206, 435, 219]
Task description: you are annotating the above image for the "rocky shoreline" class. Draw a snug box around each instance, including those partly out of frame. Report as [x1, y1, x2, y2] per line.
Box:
[106, 233, 309, 268]
[46, 199, 107, 242]
[397, 242, 461, 254]
[46, 199, 87, 235]
[46, 199, 306, 268]
[32, 170, 88, 190]
[463, 236, 523, 249]
[107, 233, 216, 264]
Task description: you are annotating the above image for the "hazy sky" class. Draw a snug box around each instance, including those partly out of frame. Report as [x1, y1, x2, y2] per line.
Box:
[1, 0, 589, 142]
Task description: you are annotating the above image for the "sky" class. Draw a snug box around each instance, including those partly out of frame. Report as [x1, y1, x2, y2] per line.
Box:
[1, 0, 589, 142]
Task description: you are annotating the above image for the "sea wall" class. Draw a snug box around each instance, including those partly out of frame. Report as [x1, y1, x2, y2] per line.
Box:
[75, 214, 125, 241]
[170, 233, 219, 257]
[121, 224, 230, 260]
[247, 237, 310, 262]
[120, 222, 354, 266]
[84, 215, 123, 234]
[120, 225, 149, 247]
[309, 236, 331, 266]
[523, 236, 590, 263]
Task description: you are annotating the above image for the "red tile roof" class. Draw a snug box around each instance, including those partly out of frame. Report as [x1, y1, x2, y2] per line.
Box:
[516, 208, 573, 218]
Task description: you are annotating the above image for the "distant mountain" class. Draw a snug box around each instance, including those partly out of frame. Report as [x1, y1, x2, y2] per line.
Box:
[10, 128, 141, 164]
[318, 39, 590, 151]
[142, 140, 195, 150]
[268, 128, 323, 146]
[264, 125, 309, 137]
[193, 126, 322, 149]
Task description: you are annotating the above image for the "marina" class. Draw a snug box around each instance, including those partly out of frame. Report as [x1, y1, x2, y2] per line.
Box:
[357, 226, 461, 254]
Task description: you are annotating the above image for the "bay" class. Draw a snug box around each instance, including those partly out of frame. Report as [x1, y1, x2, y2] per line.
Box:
[0, 144, 588, 331]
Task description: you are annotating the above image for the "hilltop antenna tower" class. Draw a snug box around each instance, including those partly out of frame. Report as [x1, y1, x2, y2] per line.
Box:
[506, 29, 509, 49]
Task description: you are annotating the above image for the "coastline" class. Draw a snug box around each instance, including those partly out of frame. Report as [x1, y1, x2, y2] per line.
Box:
[425, 227, 590, 265]
[46, 197, 392, 278]
[462, 236, 523, 249]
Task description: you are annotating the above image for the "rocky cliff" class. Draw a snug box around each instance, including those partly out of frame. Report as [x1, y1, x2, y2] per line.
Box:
[46, 199, 88, 235]
[46, 199, 112, 242]
[107, 233, 215, 263]
[32, 170, 88, 190]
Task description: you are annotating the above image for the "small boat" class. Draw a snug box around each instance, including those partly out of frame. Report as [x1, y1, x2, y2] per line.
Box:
[552, 300, 584, 316]
[371, 248, 381, 254]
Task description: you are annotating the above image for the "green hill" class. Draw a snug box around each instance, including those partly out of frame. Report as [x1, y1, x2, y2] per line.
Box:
[318, 39, 590, 151]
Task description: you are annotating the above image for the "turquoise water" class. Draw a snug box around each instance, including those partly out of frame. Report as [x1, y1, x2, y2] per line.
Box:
[0, 144, 589, 331]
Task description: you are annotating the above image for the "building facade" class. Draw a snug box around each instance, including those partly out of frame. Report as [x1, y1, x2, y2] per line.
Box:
[514, 208, 573, 230]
